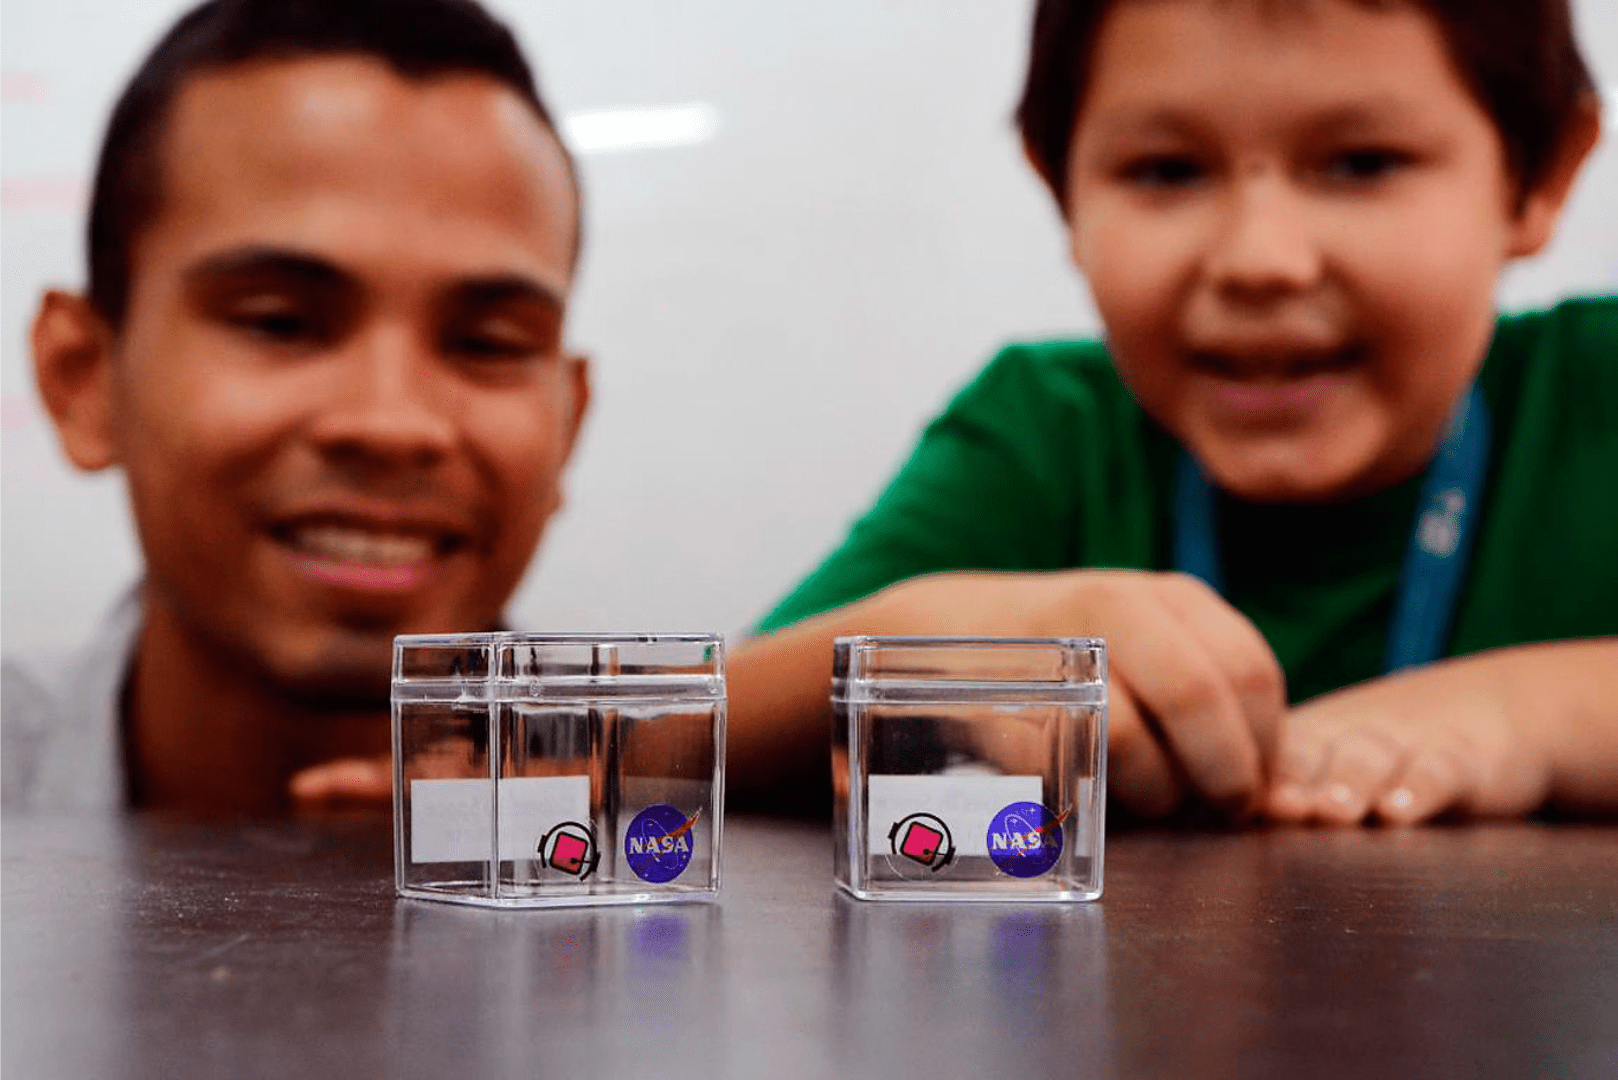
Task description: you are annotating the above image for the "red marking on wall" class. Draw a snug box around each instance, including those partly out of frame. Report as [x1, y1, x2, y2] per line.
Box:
[2, 177, 87, 212]
[2, 72, 50, 101]
[1, 396, 40, 430]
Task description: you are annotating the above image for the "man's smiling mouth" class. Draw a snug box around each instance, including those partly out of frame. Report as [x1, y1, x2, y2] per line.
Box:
[266, 517, 473, 599]
[284, 524, 442, 566]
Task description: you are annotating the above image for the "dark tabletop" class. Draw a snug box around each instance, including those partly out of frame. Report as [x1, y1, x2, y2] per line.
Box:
[4, 813, 1616, 1080]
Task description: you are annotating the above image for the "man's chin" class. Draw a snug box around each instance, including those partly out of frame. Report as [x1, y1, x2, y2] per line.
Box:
[254, 635, 396, 710]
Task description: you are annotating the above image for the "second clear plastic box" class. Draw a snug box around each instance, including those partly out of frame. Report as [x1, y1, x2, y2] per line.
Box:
[832, 636, 1107, 902]
[393, 632, 725, 908]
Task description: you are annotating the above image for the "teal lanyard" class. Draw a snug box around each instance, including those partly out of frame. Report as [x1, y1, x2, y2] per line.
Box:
[1173, 385, 1491, 673]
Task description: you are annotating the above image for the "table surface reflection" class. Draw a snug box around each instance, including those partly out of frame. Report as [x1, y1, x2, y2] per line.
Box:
[4, 813, 1616, 1079]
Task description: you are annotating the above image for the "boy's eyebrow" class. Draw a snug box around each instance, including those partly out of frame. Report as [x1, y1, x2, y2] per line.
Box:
[1298, 99, 1430, 139]
[1083, 95, 1431, 145]
[1081, 106, 1206, 142]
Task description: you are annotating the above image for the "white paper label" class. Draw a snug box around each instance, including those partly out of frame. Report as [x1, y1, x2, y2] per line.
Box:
[409, 776, 591, 863]
[867, 773, 1044, 857]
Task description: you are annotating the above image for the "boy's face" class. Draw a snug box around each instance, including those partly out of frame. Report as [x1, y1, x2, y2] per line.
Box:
[1065, 0, 1542, 502]
[92, 58, 585, 696]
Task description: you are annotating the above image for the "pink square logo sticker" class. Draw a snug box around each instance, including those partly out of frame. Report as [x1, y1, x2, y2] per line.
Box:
[887, 813, 954, 873]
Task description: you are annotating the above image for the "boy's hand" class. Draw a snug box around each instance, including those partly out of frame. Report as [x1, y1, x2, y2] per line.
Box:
[1264, 642, 1618, 825]
[881, 570, 1286, 818]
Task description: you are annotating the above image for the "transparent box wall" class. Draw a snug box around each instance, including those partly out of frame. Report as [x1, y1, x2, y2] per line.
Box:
[394, 633, 725, 908]
[833, 636, 1107, 902]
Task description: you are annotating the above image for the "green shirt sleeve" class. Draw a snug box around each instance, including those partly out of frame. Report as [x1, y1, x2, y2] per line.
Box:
[757, 340, 1161, 633]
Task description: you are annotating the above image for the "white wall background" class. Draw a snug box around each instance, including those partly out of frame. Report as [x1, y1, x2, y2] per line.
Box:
[4, 0, 1617, 657]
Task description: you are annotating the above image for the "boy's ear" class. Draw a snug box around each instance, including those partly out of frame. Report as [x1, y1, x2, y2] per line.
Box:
[32, 290, 121, 472]
[1507, 92, 1603, 259]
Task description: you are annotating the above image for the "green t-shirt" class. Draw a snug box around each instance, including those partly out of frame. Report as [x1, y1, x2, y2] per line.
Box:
[759, 296, 1618, 704]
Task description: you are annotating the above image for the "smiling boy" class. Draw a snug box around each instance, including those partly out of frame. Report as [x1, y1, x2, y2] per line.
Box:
[729, 0, 1617, 823]
[3, 0, 588, 814]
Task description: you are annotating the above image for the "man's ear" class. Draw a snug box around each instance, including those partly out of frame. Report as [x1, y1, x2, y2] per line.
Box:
[32, 290, 120, 471]
[560, 351, 591, 464]
[1507, 93, 1603, 258]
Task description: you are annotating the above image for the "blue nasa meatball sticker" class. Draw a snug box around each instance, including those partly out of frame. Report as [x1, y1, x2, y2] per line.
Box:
[624, 804, 701, 883]
[986, 801, 1065, 878]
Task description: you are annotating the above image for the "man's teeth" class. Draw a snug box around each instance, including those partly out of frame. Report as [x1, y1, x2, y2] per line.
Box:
[292, 525, 436, 565]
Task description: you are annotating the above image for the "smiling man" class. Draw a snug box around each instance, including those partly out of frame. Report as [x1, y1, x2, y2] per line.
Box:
[4, 0, 588, 814]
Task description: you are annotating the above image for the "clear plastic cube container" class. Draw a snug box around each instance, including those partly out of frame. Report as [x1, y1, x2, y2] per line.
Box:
[393, 632, 725, 908]
[833, 636, 1107, 902]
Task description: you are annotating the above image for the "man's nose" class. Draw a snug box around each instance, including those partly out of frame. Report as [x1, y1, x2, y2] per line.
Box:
[1203, 173, 1323, 302]
[307, 327, 457, 472]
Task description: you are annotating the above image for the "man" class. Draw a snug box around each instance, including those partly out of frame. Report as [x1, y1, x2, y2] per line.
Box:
[4, 0, 588, 814]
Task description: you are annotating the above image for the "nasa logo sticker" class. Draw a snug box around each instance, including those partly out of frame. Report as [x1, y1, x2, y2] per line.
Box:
[986, 801, 1064, 878]
[539, 821, 600, 880]
[887, 812, 955, 873]
[624, 804, 701, 883]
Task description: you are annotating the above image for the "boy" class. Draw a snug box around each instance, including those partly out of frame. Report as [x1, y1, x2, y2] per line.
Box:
[728, 0, 1617, 824]
[3, 0, 588, 814]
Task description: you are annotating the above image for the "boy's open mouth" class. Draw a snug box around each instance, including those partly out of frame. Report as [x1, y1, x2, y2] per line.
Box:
[1187, 342, 1366, 382]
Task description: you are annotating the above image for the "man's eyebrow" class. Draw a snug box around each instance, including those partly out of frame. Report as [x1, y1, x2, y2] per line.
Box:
[445, 274, 567, 314]
[182, 246, 355, 290]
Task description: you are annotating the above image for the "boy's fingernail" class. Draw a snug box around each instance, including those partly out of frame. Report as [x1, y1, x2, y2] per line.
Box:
[1270, 784, 1307, 812]
[1382, 787, 1416, 812]
[1327, 783, 1355, 805]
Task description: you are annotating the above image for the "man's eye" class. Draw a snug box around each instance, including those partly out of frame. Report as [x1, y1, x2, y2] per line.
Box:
[447, 333, 541, 362]
[222, 299, 323, 343]
[1122, 155, 1205, 189]
[1323, 148, 1411, 184]
[240, 312, 309, 339]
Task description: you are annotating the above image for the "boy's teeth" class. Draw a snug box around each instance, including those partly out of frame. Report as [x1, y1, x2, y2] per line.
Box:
[292, 525, 434, 565]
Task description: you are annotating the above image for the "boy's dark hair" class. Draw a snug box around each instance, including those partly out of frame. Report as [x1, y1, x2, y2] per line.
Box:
[88, 0, 574, 326]
[1017, 0, 1598, 213]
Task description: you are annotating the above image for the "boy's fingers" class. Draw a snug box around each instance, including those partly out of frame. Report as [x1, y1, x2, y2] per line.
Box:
[1269, 715, 1334, 820]
[1106, 688, 1184, 818]
[1154, 574, 1288, 773]
[1108, 610, 1261, 809]
[1305, 729, 1405, 825]
[1374, 750, 1464, 825]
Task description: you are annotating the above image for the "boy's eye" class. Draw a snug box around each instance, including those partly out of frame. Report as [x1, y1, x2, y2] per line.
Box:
[1322, 148, 1411, 184]
[1121, 155, 1206, 189]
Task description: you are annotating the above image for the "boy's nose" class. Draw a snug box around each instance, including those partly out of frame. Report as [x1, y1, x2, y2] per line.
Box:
[1204, 174, 1324, 302]
[306, 327, 458, 474]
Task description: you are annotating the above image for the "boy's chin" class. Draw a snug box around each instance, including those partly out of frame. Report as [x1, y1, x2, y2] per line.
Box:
[1195, 441, 1385, 506]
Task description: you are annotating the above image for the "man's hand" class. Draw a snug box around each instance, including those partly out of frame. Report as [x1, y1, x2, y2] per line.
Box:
[868, 569, 1287, 818]
[1266, 640, 1618, 825]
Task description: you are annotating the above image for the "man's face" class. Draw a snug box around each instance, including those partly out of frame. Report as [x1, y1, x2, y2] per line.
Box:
[1064, 0, 1533, 502]
[110, 57, 585, 697]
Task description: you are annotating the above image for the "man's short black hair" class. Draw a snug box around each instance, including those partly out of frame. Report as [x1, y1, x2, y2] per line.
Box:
[88, 0, 576, 326]
[1017, 0, 1598, 214]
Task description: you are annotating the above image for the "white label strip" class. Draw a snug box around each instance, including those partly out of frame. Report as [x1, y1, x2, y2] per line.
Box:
[409, 776, 592, 863]
[866, 773, 1042, 857]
